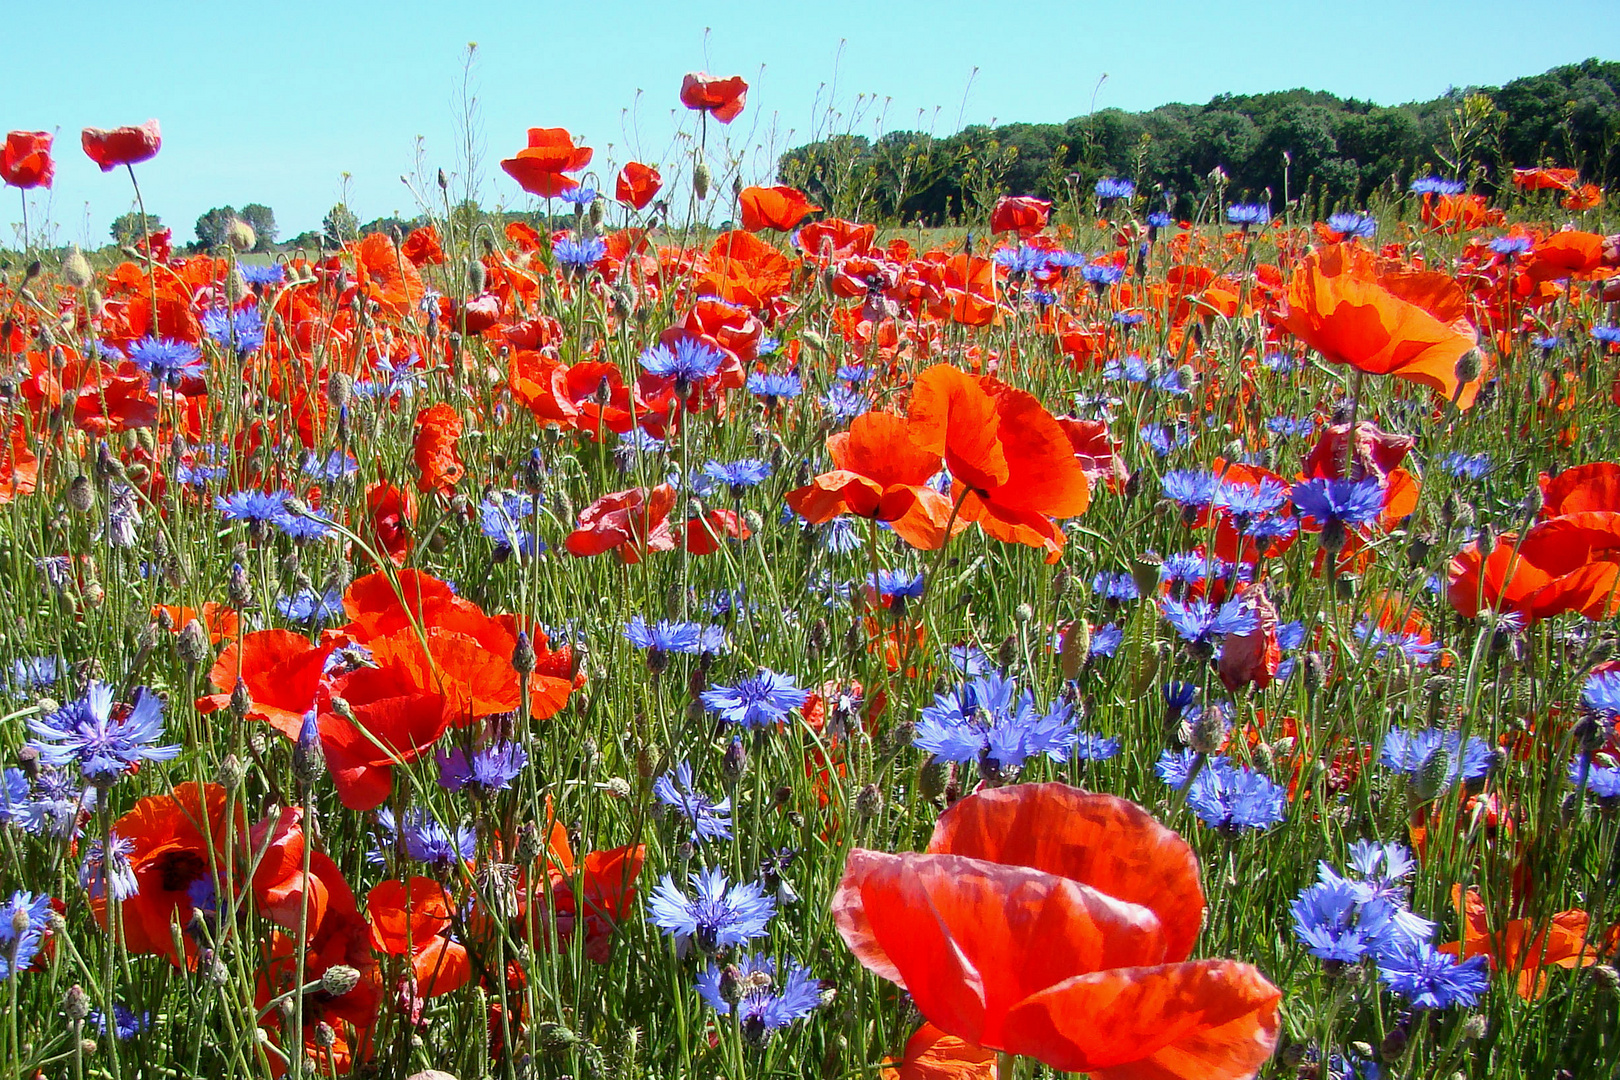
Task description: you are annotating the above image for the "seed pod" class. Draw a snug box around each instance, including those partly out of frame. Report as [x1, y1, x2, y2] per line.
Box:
[693, 162, 712, 201]
[62, 247, 94, 290]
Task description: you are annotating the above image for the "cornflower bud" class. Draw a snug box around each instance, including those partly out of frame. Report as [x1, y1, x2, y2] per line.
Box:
[230, 678, 252, 720]
[67, 474, 95, 514]
[64, 985, 90, 1022]
[177, 619, 210, 667]
[512, 632, 535, 676]
[216, 753, 246, 792]
[855, 783, 884, 819]
[722, 738, 748, 783]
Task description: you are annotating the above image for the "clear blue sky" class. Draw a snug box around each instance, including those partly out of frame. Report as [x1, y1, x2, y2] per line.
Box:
[7, 0, 1617, 247]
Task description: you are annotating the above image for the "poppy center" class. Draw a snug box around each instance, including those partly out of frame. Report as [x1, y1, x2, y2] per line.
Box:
[157, 848, 209, 892]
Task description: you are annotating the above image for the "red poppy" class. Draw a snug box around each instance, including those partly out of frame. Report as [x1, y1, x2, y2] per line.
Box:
[696, 229, 796, 309]
[739, 185, 821, 232]
[365, 481, 415, 565]
[1281, 243, 1482, 408]
[1540, 462, 1620, 517]
[1512, 167, 1580, 192]
[990, 196, 1050, 237]
[684, 508, 751, 554]
[501, 128, 593, 198]
[1525, 230, 1606, 282]
[1218, 582, 1281, 692]
[1, 131, 53, 189]
[81, 119, 161, 171]
[906, 364, 1091, 562]
[834, 784, 1281, 1079]
[1440, 887, 1595, 1000]
[540, 824, 646, 964]
[615, 162, 662, 209]
[367, 878, 471, 998]
[1448, 512, 1620, 623]
[785, 411, 963, 550]
[152, 601, 240, 645]
[413, 402, 465, 495]
[1563, 183, 1604, 211]
[798, 218, 876, 262]
[1301, 420, 1414, 482]
[881, 1023, 998, 1080]
[1055, 416, 1129, 491]
[401, 224, 445, 267]
[350, 231, 425, 318]
[680, 73, 749, 123]
[1419, 192, 1491, 234]
[565, 484, 679, 562]
[198, 629, 335, 735]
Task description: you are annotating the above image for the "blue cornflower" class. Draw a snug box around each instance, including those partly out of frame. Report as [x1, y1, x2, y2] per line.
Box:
[435, 742, 528, 794]
[1157, 751, 1287, 832]
[821, 385, 869, 421]
[1103, 355, 1149, 383]
[1088, 623, 1124, 659]
[301, 450, 358, 482]
[215, 489, 288, 524]
[1162, 470, 1221, 509]
[29, 683, 178, 784]
[913, 673, 1078, 771]
[1160, 551, 1217, 588]
[1094, 177, 1136, 202]
[558, 186, 598, 206]
[273, 506, 334, 541]
[641, 339, 723, 382]
[948, 644, 990, 676]
[0, 891, 51, 980]
[993, 245, 1052, 274]
[1355, 623, 1440, 667]
[10, 766, 95, 838]
[837, 363, 869, 384]
[869, 570, 926, 601]
[1265, 416, 1316, 439]
[1081, 262, 1126, 288]
[239, 263, 285, 286]
[1160, 598, 1257, 645]
[1262, 351, 1299, 375]
[1146, 210, 1174, 231]
[1593, 326, 1620, 345]
[1139, 423, 1190, 457]
[747, 371, 801, 401]
[0, 768, 28, 827]
[1091, 571, 1140, 603]
[1326, 212, 1376, 239]
[624, 617, 726, 656]
[1532, 335, 1561, 351]
[90, 1003, 152, 1040]
[1216, 478, 1289, 518]
[1380, 729, 1495, 790]
[370, 808, 476, 869]
[1277, 620, 1306, 652]
[1411, 177, 1467, 196]
[553, 235, 606, 270]
[479, 490, 543, 558]
[1377, 942, 1489, 1008]
[701, 670, 808, 728]
[8, 655, 61, 697]
[1292, 876, 1401, 963]
[646, 867, 775, 953]
[1114, 311, 1145, 327]
[1226, 203, 1272, 228]
[1290, 477, 1384, 528]
[354, 355, 424, 399]
[275, 586, 345, 625]
[699, 458, 772, 496]
[1571, 756, 1620, 799]
[80, 832, 139, 902]
[1584, 670, 1620, 716]
[127, 337, 205, 391]
[1440, 452, 1493, 481]
[654, 762, 733, 842]
[1152, 368, 1190, 395]
[201, 306, 266, 354]
[1074, 732, 1123, 760]
[1488, 235, 1534, 257]
[696, 953, 821, 1039]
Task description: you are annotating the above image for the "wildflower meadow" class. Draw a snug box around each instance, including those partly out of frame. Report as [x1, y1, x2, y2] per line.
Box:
[4, 57, 1620, 1080]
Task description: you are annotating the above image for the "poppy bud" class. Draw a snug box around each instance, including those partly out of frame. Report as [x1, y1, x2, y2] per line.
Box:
[1406, 533, 1433, 568]
[801, 330, 825, 354]
[62, 247, 94, 290]
[1454, 349, 1481, 385]
[468, 259, 486, 294]
[1476, 523, 1497, 558]
[327, 371, 354, 411]
[1060, 620, 1091, 681]
[321, 965, 361, 997]
[539, 1022, 581, 1054]
[225, 218, 256, 253]
[1130, 551, 1162, 596]
[1320, 518, 1348, 553]
[512, 632, 536, 676]
[216, 753, 245, 792]
[67, 474, 95, 514]
[1521, 486, 1544, 521]
[997, 634, 1018, 669]
[843, 621, 863, 658]
[230, 677, 252, 720]
[1410, 746, 1451, 803]
[807, 617, 829, 660]
[1458, 1014, 1487, 1042]
[693, 162, 712, 201]
[611, 281, 637, 319]
[177, 619, 210, 667]
[1379, 1026, 1408, 1063]
[1303, 652, 1327, 696]
[1187, 707, 1230, 756]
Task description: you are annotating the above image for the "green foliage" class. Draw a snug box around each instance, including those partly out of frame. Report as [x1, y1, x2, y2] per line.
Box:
[782, 59, 1620, 223]
[322, 202, 360, 247]
[109, 211, 162, 248]
[194, 205, 238, 250]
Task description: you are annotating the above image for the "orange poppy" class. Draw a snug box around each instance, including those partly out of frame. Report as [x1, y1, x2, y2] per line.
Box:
[684, 508, 751, 554]
[401, 224, 445, 267]
[785, 410, 963, 550]
[413, 402, 465, 495]
[798, 217, 876, 262]
[367, 878, 471, 998]
[541, 828, 646, 964]
[1, 131, 53, 189]
[501, 128, 593, 198]
[881, 1023, 998, 1080]
[1055, 416, 1129, 491]
[152, 601, 240, 645]
[834, 784, 1280, 1079]
[1540, 462, 1620, 517]
[1419, 192, 1491, 234]
[696, 230, 796, 309]
[680, 72, 748, 123]
[1448, 512, 1620, 623]
[989, 196, 1050, 237]
[739, 185, 821, 232]
[1440, 887, 1595, 999]
[905, 364, 1090, 562]
[1525, 230, 1606, 282]
[81, 119, 161, 171]
[615, 161, 662, 209]
[1281, 243, 1482, 408]
[1563, 183, 1604, 211]
[350, 231, 425, 318]
[197, 629, 334, 736]
[1512, 167, 1580, 192]
[565, 484, 679, 562]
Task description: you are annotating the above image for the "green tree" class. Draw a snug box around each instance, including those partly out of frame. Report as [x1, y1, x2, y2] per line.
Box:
[238, 203, 278, 249]
[194, 206, 238, 250]
[322, 203, 359, 247]
[110, 212, 162, 248]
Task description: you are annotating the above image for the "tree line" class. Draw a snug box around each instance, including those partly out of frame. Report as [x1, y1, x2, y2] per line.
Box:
[778, 59, 1620, 224]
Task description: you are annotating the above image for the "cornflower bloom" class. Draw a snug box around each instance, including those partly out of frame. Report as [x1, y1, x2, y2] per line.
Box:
[700, 670, 808, 728]
[1325, 212, 1376, 239]
[215, 489, 288, 526]
[1091, 571, 1140, 604]
[276, 587, 345, 626]
[127, 337, 205, 391]
[912, 673, 1078, 772]
[1094, 176, 1136, 202]
[696, 953, 821, 1042]
[1380, 729, 1495, 793]
[646, 867, 774, 953]
[1161, 470, 1221, 512]
[1155, 751, 1287, 832]
[821, 385, 869, 421]
[435, 742, 528, 794]
[624, 617, 727, 657]
[1411, 177, 1466, 195]
[1354, 623, 1440, 667]
[640, 339, 723, 383]
[200, 306, 266, 354]
[553, 235, 606, 271]
[479, 490, 543, 558]
[91, 1003, 152, 1040]
[0, 891, 51, 980]
[1440, 452, 1493, 481]
[1226, 203, 1271, 228]
[747, 371, 801, 402]
[654, 762, 733, 842]
[1581, 669, 1620, 716]
[1160, 598, 1258, 648]
[1377, 942, 1489, 1008]
[1570, 756, 1620, 799]
[698, 458, 772, 497]
[80, 832, 139, 901]
[29, 683, 178, 785]
[370, 808, 476, 870]
[1290, 477, 1384, 528]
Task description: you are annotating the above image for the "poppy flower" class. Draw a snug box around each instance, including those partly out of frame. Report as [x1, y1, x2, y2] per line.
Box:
[1563, 183, 1604, 211]
[566, 484, 679, 562]
[81, 119, 161, 171]
[881, 1023, 998, 1080]
[367, 877, 471, 998]
[990, 196, 1050, 237]
[834, 784, 1281, 1079]
[501, 128, 593, 198]
[1525, 230, 1606, 282]
[1512, 167, 1580, 192]
[1419, 192, 1491, 234]
[544, 833, 646, 964]
[401, 224, 445, 267]
[739, 185, 821, 232]
[1301, 420, 1414, 482]
[905, 364, 1091, 562]
[197, 629, 335, 735]
[1540, 462, 1620, 517]
[1448, 512, 1620, 623]
[785, 411, 963, 550]
[1440, 887, 1595, 999]
[350, 231, 425, 318]
[799, 218, 876, 262]
[1281, 243, 1482, 408]
[1217, 583, 1281, 692]
[696, 230, 796, 309]
[365, 482, 416, 565]
[680, 73, 749, 123]
[684, 508, 751, 555]
[615, 162, 662, 209]
[1, 131, 53, 189]
[413, 402, 465, 495]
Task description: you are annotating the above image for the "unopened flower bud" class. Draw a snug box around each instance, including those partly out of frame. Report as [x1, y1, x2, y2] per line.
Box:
[321, 964, 361, 997]
[693, 162, 712, 201]
[226, 218, 257, 252]
[62, 247, 94, 290]
[855, 783, 884, 819]
[216, 753, 245, 791]
[230, 677, 252, 720]
[512, 632, 535, 676]
[64, 984, 90, 1022]
[67, 474, 95, 513]
[1454, 350, 1481, 385]
[177, 619, 210, 666]
[722, 738, 748, 783]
